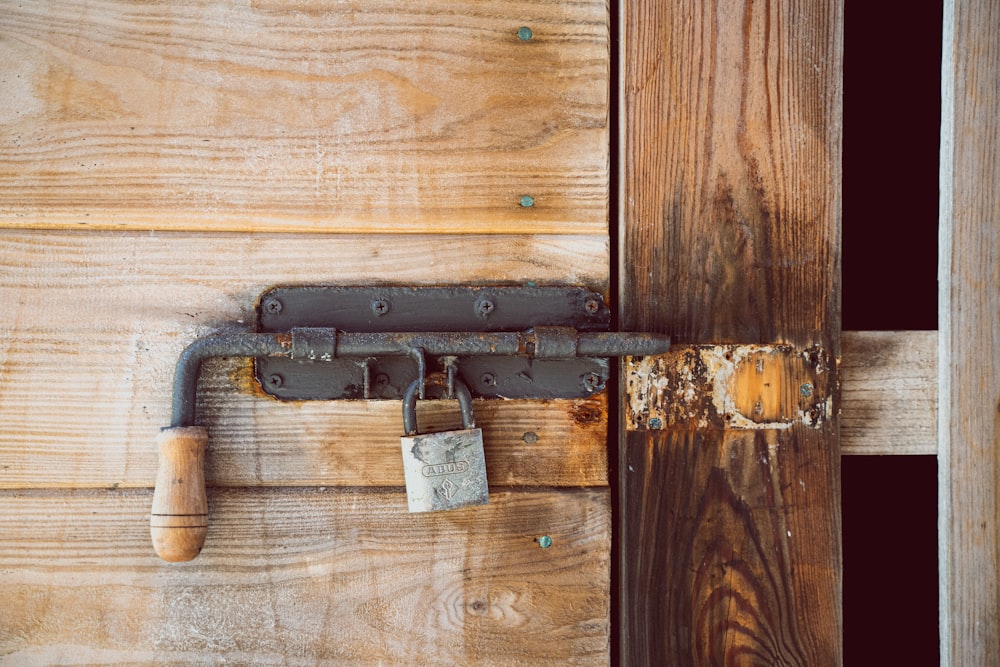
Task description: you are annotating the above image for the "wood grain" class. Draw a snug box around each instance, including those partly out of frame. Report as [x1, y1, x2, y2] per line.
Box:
[0, 487, 610, 665]
[841, 330, 936, 456]
[0, 231, 608, 488]
[0, 0, 608, 234]
[620, 0, 843, 663]
[939, 0, 1000, 662]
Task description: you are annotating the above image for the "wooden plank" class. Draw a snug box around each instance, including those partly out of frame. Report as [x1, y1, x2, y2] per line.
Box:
[620, 0, 843, 663]
[939, 0, 1000, 662]
[0, 230, 608, 488]
[0, 487, 610, 665]
[841, 330, 936, 456]
[0, 0, 608, 235]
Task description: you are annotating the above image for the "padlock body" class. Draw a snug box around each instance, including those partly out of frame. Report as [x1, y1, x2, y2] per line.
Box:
[401, 427, 489, 512]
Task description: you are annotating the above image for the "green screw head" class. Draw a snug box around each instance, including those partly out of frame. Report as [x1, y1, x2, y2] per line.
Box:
[519, 195, 535, 208]
[518, 26, 533, 41]
[537, 535, 552, 549]
[800, 383, 814, 398]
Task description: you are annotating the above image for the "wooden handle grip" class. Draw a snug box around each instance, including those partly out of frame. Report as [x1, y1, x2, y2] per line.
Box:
[151, 426, 208, 562]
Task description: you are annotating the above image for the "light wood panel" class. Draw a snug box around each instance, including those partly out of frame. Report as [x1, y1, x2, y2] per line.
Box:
[0, 487, 610, 665]
[0, 0, 608, 234]
[620, 0, 843, 663]
[0, 231, 608, 488]
[841, 330, 936, 456]
[939, 0, 1000, 662]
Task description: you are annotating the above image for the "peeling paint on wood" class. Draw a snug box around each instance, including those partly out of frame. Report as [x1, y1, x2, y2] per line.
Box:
[625, 345, 837, 431]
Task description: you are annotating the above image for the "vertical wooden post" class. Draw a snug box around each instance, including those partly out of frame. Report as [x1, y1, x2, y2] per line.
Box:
[619, 1, 843, 663]
[939, 0, 1000, 663]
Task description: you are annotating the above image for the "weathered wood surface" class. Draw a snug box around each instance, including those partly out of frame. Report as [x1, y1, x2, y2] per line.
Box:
[620, 0, 843, 664]
[0, 231, 608, 488]
[939, 0, 1000, 663]
[0, 0, 608, 234]
[0, 2, 614, 663]
[0, 487, 610, 665]
[841, 330, 936, 456]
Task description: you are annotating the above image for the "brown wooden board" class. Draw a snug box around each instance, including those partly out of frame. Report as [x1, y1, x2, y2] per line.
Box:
[0, 487, 610, 664]
[939, 0, 1000, 661]
[620, 1, 843, 663]
[0, 231, 607, 488]
[0, 0, 608, 234]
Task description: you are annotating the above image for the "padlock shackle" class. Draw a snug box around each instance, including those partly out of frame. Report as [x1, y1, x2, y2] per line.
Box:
[402, 374, 475, 435]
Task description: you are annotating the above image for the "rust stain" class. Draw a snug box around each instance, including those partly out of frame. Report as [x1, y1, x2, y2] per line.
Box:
[569, 396, 605, 428]
[625, 345, 834, 432]
[231, 359, 271, 398]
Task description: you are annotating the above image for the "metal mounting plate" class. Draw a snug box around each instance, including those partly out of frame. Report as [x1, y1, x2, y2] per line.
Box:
[255, 286, 611, 400]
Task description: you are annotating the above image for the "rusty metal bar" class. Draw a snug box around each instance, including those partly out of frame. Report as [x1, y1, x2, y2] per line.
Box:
[171, 327, 671, 427]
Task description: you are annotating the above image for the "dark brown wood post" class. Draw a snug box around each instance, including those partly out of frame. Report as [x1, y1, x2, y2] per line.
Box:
[619, 1, 843, 663]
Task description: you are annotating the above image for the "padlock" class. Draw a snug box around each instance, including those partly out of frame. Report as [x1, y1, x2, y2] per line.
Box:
[400, 374, 489, 513]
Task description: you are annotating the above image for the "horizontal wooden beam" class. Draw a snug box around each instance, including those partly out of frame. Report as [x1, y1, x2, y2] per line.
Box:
[0, 487, 610, 664]
[841, 330, 937, 456]
[0, 230, 608, 489]
[0, 1, 608, 234]
[623, 330, 936, 456]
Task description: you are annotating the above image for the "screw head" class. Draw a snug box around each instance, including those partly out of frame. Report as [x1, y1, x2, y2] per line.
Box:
[537, 535, 552, 549]
[480, 372, 497, 386]
[648, 417, 663, 429]
[374, 373, 390, 387]
[371, 298, 391, 317]
[582, 372, 606, 393]
[800, 383, 814, 398]
[519, 195, 535, 208]
[266, 373, 284, 389]
[584, 298, 601, 315]
[475, 298, 496, 318]
[517, 26, 533, 41]
[263, 298, 283, 315]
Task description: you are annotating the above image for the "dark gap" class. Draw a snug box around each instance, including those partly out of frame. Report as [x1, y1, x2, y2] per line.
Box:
[608, 0, 622, 663]
[843, 1, 941, 331]
[843, 456, 939, 665]
[844, 1, 942, 664]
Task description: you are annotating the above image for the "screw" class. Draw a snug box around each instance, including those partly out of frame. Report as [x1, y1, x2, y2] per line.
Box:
[517, 26, 533, 41]
[584, 298, 601, 315]
[536, 535, 553, 549]
[266, 373, 284, 389]
[582, 372, 605, 392]
[480, 372, 497, 386]
[371, 298, 390, 317]
[374, 373, 390, 387]
[263, 298, 283, 315]
[519, 195, 535, 208]
[800, 383, 813, 398]
[522, 431, 538, 444]
[475, 298, 495, 318]
[648, 417, 663, 429]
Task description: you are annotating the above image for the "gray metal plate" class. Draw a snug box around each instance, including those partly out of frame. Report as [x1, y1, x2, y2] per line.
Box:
[255, 286, 610, 400]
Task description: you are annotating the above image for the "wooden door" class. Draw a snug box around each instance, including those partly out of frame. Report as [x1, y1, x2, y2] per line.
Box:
[0, 2, 612, 663]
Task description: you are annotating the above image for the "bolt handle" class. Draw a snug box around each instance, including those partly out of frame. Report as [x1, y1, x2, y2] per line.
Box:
[150, 426, 208, 562]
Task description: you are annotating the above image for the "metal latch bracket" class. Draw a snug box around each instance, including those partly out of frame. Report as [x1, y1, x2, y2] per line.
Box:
[256, 285, 625, 400]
